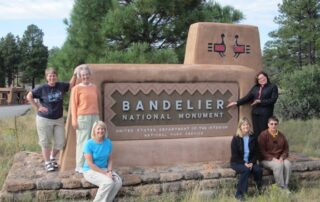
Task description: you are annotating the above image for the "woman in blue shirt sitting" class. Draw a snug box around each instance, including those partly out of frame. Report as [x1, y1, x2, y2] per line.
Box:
[83, 121, 122, 202]
[230, 117, 262, 200]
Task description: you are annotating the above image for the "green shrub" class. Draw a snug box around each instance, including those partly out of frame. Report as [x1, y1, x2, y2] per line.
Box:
[276, 64, 320, 120]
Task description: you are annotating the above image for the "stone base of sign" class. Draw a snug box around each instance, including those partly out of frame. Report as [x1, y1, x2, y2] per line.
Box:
[61, 64, 257, 170]
[2, 151, 320, 201]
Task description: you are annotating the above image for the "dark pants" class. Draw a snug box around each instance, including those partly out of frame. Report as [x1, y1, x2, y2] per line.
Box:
[230, 163, 262, 198]
[252, 113, 270, 137]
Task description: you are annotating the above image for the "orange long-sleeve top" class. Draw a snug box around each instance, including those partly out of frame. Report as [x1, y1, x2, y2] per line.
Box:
[71, 84, 99, 126]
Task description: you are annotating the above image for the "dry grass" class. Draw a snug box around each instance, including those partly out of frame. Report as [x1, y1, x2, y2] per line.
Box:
[280, 119, 320, 157]
[1, 111, 320, 201]
[0, 109, 39, 186]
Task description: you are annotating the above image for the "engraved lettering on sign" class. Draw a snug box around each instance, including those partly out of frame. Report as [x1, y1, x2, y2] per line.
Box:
[111, 90, 232, 126]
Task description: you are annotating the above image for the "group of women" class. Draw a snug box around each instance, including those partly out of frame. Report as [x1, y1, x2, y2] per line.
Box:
[27, 65, 121, 202]
[228, 72, 291, 200]
[27, 66, 291, 201]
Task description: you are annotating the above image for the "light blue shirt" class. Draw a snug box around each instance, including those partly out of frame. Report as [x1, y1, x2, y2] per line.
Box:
[243, 136, 250, 163]
[83, 138, 112, 172]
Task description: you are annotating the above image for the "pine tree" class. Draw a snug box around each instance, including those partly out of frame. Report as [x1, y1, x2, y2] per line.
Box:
[50, 0, 243, 69]
[64, 0, 113, 64]
[264, 0, 320, 71]
[20, 24, 48, 88]
[0, 33, 20, 87]
[101, 0, 243, 61]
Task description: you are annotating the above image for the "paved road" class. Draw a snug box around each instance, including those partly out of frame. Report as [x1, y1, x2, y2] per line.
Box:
[0, 104, 32, 119]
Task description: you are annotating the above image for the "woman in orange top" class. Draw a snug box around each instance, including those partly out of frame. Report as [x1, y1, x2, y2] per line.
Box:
[71, 64, 99, 173]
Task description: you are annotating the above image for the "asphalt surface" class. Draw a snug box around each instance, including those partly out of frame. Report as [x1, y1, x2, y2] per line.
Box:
[0, 104, 32, 119]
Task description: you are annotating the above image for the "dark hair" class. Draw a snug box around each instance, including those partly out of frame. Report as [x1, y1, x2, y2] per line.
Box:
[255, 71, 270, 85]
[268, 116, 279, 123]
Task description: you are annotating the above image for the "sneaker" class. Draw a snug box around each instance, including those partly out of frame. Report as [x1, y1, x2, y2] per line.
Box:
[45, 162, 55, 172]
[50, 158, 59, 168]
[282, 187, 291, 194]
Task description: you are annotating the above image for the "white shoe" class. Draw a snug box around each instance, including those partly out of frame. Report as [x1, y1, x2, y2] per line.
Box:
[75, 167, 84, 174]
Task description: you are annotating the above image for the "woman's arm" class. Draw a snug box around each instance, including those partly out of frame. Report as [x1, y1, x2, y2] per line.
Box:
[236, 86, 255, 106]
[230, 136, 244, 164]
[107, 154, 113, 172]
[249, 138, 259, 163]
[69, 73, 77, 89]
[84, 153, 112, 178]
[26, 91, 48, 113]
[70, 87, 79, 129]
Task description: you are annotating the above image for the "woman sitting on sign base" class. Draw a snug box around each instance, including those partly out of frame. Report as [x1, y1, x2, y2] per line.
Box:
[230, 117, 262, 200]
[82, 121, 122, 202]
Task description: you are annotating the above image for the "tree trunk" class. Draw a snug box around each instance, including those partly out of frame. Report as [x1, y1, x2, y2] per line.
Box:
[32, 77, 35, 89]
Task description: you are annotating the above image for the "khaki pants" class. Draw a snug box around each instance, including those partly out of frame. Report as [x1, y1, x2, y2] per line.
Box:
[261, 159, 291, 187]
[36, 116, 65, 149]
[76, 114, 99, 170]
[83, 170, 122, 202]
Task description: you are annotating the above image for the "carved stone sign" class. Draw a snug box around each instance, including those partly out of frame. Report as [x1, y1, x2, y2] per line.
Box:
[104, 83, 238, 140]
[60, 22, 262, 170]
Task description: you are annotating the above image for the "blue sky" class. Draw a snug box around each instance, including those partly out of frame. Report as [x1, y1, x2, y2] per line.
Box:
[0, 0, 73, 48]
[0, 0, 281, 50]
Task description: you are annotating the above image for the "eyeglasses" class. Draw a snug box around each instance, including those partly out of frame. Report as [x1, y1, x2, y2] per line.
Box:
[257, 75, 266, 80]
[269, 122, 278, 126]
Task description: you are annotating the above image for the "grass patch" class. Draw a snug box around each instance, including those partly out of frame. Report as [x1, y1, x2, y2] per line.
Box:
[280, 119, 320, 157]
[0, 109, 39, 187]
[1, 111, 320, 200]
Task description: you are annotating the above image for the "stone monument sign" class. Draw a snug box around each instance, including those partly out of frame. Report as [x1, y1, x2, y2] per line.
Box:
[60, 22, 262, 171]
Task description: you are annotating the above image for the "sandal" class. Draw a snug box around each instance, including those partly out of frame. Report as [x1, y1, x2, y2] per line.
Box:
[45, 162, 55, 172]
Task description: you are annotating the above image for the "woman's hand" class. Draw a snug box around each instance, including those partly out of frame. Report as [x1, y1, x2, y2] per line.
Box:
[226, 102, 237, 108]
[103, 170, 113, 179]
[245, 163, 253, 169]
[251, 99, 261, 106]
[72, 122, 78, 130]
[38, 106, 48, 113]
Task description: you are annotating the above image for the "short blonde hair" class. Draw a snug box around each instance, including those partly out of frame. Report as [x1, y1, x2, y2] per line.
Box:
[236, 117, 253, 137]
[91, 121, 108, 139]
[76, 64, 91, 79]
[45, 67, 57, 77]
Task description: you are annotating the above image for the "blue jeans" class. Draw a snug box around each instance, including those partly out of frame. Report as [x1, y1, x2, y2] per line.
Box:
[230, 163, 262, 197]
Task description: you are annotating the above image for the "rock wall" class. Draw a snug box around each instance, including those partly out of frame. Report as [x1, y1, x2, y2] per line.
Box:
[1, 152, 320, 201]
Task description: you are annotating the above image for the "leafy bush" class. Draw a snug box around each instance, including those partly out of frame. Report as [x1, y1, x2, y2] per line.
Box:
[276, 64, 320, 120]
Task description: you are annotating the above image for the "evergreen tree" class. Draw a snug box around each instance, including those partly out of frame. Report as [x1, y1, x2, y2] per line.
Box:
[51, 0, 243, 70]
[20, 24, 48, 88]
[0, 41, 4, 87]
[63, 0, 113, 65]
[263, 0, 320, 119]
[102, 0, 243, 62]
[263, 0, 320, 72]
[0, 33, 20, 87]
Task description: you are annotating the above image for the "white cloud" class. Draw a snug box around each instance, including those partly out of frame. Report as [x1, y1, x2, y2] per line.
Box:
[0, 0, 74, 20]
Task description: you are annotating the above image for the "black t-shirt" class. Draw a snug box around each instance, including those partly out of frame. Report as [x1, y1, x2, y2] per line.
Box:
[32, 82, 70, 119]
